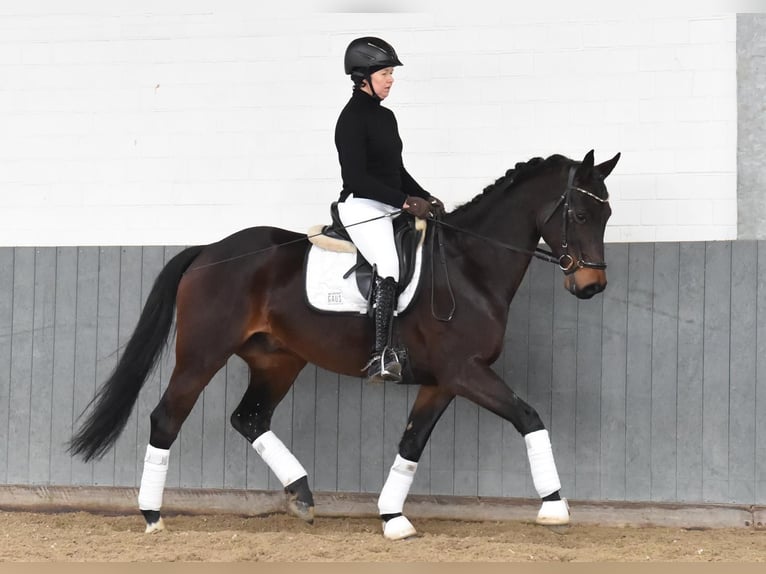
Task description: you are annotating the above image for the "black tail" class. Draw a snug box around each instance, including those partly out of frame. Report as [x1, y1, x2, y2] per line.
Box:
[69, 245, 204, 461]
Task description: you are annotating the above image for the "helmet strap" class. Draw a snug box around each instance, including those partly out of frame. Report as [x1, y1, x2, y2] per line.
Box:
[363, 74, 381, 100]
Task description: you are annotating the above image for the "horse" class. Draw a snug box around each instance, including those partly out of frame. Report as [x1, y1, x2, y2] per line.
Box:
[69, 149, 620, 540]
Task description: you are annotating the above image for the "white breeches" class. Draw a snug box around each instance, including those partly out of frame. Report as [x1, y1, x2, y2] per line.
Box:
[337, 197, 400, 281]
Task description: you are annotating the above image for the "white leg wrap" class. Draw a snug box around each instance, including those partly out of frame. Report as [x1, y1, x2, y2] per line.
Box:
[377, 454, 417, 515]
[252, 431, 307, 487]
[525, 429, 562, 498]
[138, 445, 170, 511]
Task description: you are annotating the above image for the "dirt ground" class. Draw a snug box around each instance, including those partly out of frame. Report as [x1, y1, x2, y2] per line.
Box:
[0, 509, 764, 562]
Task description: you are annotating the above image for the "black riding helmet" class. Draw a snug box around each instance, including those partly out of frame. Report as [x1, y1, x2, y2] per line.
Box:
[344, 37, 403, 92]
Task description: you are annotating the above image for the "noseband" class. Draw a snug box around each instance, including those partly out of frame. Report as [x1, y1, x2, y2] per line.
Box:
[542, 166, 609, 275]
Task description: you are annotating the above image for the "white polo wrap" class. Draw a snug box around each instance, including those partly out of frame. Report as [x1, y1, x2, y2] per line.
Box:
[525, 429, 562, 498]
[138, 444, 170, 511]
[377, 454, 418, 515]
[252, 431, 307, 487]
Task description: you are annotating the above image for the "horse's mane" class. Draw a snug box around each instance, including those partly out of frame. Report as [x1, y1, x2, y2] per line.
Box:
[449, 154, 571, 217]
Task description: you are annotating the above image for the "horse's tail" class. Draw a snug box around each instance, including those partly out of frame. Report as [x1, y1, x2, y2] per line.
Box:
[68, 245, 205, 462]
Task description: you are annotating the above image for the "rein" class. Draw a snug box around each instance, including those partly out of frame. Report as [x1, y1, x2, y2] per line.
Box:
[431, 166, 609, 274]
[186, 166, 608, 323]
[184, 212, 401, 274]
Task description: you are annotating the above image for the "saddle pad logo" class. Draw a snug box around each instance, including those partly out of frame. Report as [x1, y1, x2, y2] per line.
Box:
[327, 292, 342, 305]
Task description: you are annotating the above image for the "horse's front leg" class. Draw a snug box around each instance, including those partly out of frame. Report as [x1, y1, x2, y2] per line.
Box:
[379, 385, 454, 540]
[445, 361, 570, 526]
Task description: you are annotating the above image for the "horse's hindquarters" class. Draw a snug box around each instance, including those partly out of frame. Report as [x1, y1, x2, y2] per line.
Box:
[564, 268, 607, 299]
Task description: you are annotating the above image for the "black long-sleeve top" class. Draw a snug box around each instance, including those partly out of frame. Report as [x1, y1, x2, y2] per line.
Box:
[335, 88, 429, 208]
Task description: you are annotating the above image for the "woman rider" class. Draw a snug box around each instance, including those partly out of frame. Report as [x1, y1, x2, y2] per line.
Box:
[335, 36, 444, 384]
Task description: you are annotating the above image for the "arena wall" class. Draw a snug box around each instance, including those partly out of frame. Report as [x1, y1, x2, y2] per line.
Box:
[1, 4, 765, 510]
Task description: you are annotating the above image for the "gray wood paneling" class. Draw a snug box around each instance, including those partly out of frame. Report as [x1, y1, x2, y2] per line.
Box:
[702, 242, 731, 502]
[600, 243, 628, 500]
[2, 240, 766, 508]
[71, 247, 99, 485]
[359, 377, 385, 493]
[337, 375, 362, 493]
[113, 247, 142, 487]
[201, 364, 227, 489]
[477, 400, 503, 498]
[453, 397, 479, 496]
[29, 248, 56, 484]
[757, 242, 766, 505]
[8, 248, 34, 485]
[429, 396, 455, 495]
[728, 241, 757, 503]
[50, 248, 78, 485]
[314, 367, 339, 491]
[625, 243, 653, 501]
[676, 242, 705, 502]
[650, 243, 679, 502]
[574, 292, 603, 500]
[0, 249, 14, 484]
[93, 247, 119, 486]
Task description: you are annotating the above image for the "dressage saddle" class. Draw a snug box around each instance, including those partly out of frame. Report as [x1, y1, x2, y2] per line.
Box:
[321, 201, 424, 309]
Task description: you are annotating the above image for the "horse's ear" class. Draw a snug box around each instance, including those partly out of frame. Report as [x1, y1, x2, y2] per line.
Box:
[595, 152, 621, 179]
[576, 149, 595, 182]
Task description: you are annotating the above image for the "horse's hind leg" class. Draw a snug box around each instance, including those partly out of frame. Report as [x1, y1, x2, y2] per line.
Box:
[230, 339, 312, 522]
[378, 385, 454, 540]
[139, 355, 230, 533]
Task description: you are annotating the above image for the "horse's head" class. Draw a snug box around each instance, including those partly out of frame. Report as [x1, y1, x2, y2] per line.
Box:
[539, 150, 620, 299]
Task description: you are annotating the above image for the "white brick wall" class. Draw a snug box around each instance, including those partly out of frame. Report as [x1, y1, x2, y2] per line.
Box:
[0, 2, 737, 246]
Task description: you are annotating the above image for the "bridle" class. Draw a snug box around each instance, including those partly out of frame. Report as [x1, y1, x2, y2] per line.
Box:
[428, 164, 610, 321]
[541, 166, 610, 275]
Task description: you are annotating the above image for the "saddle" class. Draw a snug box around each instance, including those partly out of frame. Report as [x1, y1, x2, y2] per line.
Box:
[308, 201, 426, 305]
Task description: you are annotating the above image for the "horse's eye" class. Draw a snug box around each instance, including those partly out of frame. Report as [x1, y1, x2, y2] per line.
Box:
[573, 212, 587, 224]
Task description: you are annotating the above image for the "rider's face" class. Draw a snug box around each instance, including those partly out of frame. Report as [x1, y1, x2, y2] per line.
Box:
[365, 67, 395, 100]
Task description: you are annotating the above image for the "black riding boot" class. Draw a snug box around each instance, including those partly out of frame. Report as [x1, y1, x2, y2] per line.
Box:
[364, 276, 402, 384]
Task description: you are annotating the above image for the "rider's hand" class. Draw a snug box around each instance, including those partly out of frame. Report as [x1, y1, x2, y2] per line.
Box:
[428, 195, 445, 216]
[402, 196, 433, 219]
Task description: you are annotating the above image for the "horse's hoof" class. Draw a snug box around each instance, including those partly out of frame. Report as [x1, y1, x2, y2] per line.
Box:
[141, 509, 166, 533]
[144, 517, 166, 533]
[284, 477, 315, 524]
[287, 498, 315, 524]
[382, 515, 417, 540]
[536, 498, 570, 526]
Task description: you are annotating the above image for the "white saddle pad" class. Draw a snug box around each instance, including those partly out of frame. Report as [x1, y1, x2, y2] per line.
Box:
[304, 243, 425, 315]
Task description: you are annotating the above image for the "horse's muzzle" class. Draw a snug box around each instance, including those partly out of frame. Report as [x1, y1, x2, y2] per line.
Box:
[564, 269, 607, 299]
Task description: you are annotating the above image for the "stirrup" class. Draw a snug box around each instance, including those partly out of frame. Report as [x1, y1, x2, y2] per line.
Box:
[363, 347, 402, 383]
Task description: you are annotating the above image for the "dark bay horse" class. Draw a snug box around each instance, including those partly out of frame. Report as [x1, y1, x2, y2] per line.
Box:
[69, 150, 620, 539]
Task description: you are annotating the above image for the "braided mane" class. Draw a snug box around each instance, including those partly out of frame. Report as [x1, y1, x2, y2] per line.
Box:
[449, 154, 569, 217]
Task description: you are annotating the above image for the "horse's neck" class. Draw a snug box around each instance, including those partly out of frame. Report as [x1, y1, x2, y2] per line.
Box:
[447, 182, 548, 305]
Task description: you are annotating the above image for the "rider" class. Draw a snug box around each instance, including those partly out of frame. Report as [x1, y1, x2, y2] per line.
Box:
[335, 36, 444, 384]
